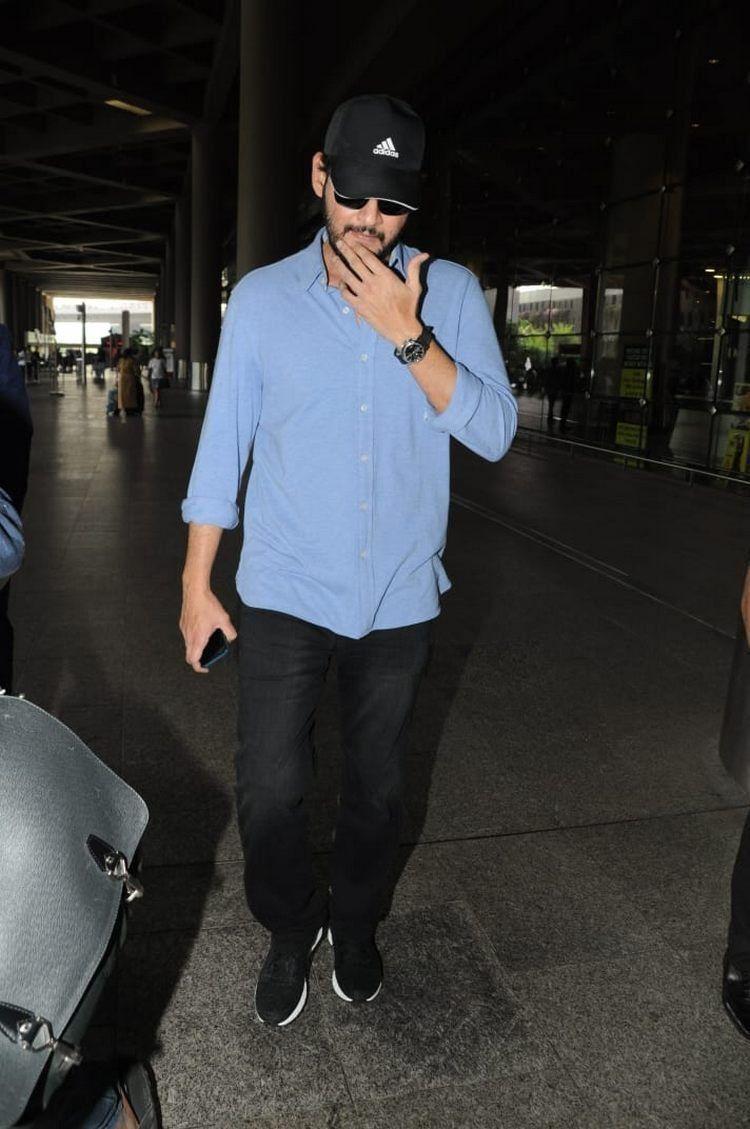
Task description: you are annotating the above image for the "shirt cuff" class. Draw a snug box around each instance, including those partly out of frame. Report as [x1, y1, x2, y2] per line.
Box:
[426, 362, 482, 435]
[181, 496, 239, 529]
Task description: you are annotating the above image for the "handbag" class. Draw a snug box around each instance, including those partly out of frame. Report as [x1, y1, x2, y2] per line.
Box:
[720, 623, 750, 794]
[0, 696, 148, 1128]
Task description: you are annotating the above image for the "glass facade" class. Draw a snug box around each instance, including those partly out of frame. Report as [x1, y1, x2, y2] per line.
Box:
[488, 29, 750, 479]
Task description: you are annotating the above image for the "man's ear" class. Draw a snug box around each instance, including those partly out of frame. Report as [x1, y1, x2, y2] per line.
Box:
[311, 151, 327, 199]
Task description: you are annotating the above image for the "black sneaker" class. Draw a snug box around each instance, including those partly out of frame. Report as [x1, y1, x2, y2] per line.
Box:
[723, 955, 750, 1039]
[255, 925, 324, 1026]
[328, 927, 382, 1002]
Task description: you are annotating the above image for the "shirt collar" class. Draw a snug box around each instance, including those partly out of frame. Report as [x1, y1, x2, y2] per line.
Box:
[298, 226, 406, 291]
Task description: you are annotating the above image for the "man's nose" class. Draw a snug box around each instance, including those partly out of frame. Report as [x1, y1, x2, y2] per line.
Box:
[358, 198, 381, 224]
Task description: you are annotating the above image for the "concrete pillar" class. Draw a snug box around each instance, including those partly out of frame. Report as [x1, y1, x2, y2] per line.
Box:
[25, 282, 35, 337]
[173, 193, 191, 370]
[236, 0, 300, 279]
[190, 124, 222, 386]
[579, 269, 598, 389]
[163, 236, 175, 347]
[0, 267, 9, 326]
[491, 258, 511, 349]
[122, 309, 131, 348]
[155, 269, 163, 346]
[12, 276, 25, 350]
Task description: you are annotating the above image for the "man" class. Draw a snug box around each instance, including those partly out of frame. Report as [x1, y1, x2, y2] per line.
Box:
[180, 94, 517, 1027]
[722, 563, 750, 1037]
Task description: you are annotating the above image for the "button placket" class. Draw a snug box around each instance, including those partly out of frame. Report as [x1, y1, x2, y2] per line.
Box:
[356, 331, 375, 582]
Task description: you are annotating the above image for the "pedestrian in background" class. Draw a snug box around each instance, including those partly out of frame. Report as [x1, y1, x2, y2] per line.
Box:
[117, 348, 143, 417]
[147, 347, 168, 409]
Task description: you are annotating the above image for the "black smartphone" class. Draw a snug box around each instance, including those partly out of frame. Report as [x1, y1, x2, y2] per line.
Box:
[199, 629, 230, 669]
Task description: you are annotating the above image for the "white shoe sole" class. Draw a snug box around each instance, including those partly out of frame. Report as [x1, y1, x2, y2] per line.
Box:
[255, 925, 324, 1026]
[328, 928, 382, 1003]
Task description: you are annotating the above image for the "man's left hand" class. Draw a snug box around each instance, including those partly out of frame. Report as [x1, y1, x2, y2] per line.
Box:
[335, 234, 429, 346]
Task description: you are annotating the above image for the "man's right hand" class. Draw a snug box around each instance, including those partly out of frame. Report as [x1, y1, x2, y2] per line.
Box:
[180, 587, 238, 674]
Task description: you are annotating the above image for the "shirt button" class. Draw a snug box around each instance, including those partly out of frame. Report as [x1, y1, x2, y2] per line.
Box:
[342, 306, 350, 314]
[360, 549, 368, 559]
[360, 353, 368, 362]
[359, 453, 369, 462]
[359, 501, 368, 510]
[360, 403, 368, 412]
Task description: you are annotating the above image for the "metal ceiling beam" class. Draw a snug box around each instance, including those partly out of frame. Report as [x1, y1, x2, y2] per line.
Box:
[6, 158, 179, 197]
[0, 112, 187, 163]
[0, 205, 167, 239]
[15, 5, 211, 87]
[0, 43, 199, 125]
[0, 190, 174, 220]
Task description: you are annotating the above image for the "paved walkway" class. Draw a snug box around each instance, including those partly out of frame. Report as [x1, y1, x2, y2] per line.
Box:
[9, 376, 750, 1128]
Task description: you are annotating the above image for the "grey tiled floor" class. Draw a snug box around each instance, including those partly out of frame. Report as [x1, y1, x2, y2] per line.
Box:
[10, 378, 750, 1127]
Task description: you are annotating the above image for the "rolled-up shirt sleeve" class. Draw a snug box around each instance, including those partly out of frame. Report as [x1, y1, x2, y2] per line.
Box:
[181, 278, 262, 528]
[428, 271, 518, 462]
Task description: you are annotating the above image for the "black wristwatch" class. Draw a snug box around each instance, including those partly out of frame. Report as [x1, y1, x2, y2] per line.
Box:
[394, 324, 434, 365]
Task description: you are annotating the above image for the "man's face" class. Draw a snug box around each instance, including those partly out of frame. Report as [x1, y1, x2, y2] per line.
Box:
[312, 152, 410, 265]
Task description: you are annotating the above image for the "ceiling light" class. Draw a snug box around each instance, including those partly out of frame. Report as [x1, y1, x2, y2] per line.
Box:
[704, 267, 715, 272]
[105, 99, 151, 116]
[707, 57, 719, 64]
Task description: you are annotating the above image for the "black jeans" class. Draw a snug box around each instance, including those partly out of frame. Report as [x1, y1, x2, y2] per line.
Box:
[236, 605, 433, 941]
[728, 809, 750, 967]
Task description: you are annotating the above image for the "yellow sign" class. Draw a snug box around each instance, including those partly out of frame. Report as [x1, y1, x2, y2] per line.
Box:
[723, 428, 750, 474]
[615, 422, 644, 449]
[619, 345, 649, 399]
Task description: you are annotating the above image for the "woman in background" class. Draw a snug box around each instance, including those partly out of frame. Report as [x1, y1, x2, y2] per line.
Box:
[117, 348, 143, 417]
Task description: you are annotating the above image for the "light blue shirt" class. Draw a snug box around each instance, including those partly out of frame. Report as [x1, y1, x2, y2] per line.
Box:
[182, 227, 517, 639]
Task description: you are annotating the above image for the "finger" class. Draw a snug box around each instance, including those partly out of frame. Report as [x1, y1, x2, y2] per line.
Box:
[334, 241, 363, 284]
[406, 252, 429, 289]
[223, 618, 238, 643]
[185, 633, 209, 667]
[339, 236, 380, 274]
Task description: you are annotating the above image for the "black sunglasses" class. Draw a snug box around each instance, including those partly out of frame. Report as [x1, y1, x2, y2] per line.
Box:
[331, 182, 411, 217]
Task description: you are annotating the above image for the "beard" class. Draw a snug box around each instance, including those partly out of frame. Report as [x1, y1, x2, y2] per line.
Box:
[322, 196, 403, 266]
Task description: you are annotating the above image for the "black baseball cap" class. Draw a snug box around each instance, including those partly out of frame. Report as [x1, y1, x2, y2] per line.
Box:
[323, 94, 425, 212]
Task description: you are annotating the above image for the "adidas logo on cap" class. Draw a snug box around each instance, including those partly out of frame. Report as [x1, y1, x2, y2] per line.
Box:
[373, 137, 399, 158]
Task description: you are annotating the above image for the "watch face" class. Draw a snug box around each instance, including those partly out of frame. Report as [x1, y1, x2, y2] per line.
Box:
[402, 340, 426, 364]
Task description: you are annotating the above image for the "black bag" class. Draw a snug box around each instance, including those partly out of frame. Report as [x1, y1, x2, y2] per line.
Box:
[0, 696, 148, 1128]
[720, 625, 750, 793]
